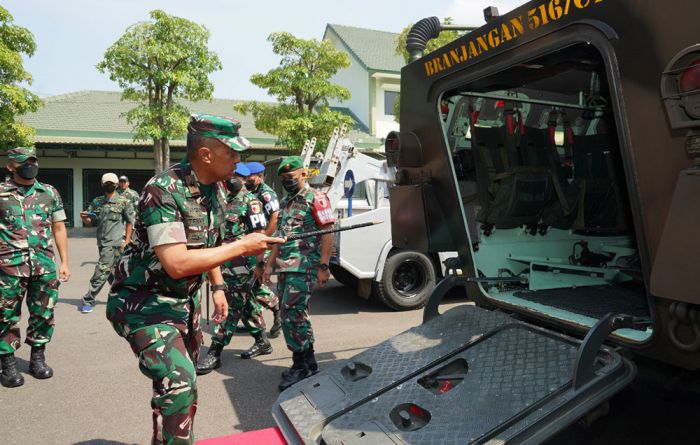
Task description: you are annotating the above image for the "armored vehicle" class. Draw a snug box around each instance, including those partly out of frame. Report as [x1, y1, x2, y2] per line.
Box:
[272, 1, 700, 443]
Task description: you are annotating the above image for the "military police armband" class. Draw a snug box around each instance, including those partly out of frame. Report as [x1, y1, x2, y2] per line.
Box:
[261, 192, 280, 214]
[311, 191, 336, 226]
[247, 200, 268, 230]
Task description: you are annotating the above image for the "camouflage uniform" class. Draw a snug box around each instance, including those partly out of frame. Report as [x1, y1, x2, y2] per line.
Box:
[211, 184, 267, 347]
[106, 113, 249, 445]
[0, 176, 66, 354]
[276, 183, 335, 352]
[118, 186, 140, 209]
[82, 193, 134, 306]
[107, 158, 227, 445]
[249, 181, 280, 312]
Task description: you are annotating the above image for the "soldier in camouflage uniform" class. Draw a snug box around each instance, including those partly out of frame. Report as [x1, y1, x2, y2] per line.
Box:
[106, 114, 282, 445]
[117, 175, 140, 209]
[79, 172, 134, 313]
[0, 147, 70, 388]
[197, 163, 273, 375]
[246, 161, 282, 338]
[263, 155, 336, 391]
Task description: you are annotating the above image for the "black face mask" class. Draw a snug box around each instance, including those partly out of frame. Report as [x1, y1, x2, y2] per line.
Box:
[282, 177, 300, 194]
[245, 180, 257, 190]
[15, 162, 39, 180]
[102, 183, 117, 193]
[227, 178, 243, 195]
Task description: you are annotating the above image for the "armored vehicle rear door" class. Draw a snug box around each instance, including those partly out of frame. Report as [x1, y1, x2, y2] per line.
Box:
[273, 304, 635, 445]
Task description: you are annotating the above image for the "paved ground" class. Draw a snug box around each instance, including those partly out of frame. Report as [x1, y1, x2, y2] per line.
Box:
[0, 237, 464, 444]
[2, 237, 700, 445]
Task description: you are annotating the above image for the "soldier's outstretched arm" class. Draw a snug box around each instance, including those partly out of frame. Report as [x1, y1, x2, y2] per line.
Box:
[153, 232, 284, 279]
[52, 220, 70, 282]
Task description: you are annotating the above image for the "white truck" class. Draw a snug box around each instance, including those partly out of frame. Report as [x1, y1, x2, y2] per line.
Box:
[268, 125, 457, 310]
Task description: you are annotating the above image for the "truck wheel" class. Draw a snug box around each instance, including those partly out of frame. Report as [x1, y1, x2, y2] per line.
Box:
[329, 263, 357, 289]
[375, 250, 436, 310]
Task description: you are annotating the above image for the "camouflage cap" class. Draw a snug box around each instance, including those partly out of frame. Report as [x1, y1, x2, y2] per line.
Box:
[7, 146, 37, 163]
[188, 114, 251, 151]
[277, 155, 304, 175]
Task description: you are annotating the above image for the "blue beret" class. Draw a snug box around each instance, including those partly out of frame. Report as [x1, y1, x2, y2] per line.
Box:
[247, 161, 265, 174]
[234, 162, 250, 177]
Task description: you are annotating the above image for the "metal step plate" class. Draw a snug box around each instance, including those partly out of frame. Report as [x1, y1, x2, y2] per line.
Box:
[272, 305, 634, 445]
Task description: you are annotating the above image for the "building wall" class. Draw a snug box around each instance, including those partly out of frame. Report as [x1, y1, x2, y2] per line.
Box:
[373, 78, 401, 138]
[325, 32, 371, 129]
[32, 147, 283, 227]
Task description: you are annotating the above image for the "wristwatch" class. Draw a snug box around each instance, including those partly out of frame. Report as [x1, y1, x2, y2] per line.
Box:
[210, 283, 228, 292]
[319, 263, 329, 271]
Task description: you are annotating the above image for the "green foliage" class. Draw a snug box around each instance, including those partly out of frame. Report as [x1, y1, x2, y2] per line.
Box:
[393, 18, 462, 122]
[0, 6, 42, 150]
[97, 10, 221, 172]
[235, 32, 353, 153]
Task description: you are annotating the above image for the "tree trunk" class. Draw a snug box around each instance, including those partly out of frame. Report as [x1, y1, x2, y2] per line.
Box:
[153, 139, 163, 174]
[161, 137, 170, 170]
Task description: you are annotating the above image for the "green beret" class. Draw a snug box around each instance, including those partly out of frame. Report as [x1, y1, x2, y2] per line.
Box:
[277, 156, 304, 175]
[7, 146, 37, 163]
[188, 114, 251, 151]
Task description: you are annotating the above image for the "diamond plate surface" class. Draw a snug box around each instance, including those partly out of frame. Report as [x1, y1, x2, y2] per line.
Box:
[272, 304, 632, 445]
[321, 326, 578, 445]
[272, 305, 512, 443]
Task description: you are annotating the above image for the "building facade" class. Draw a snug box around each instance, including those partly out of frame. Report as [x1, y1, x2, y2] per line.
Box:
[324, 24, 403, 138]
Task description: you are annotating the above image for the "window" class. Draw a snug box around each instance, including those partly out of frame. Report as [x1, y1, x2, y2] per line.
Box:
[384, 91, 399, 116]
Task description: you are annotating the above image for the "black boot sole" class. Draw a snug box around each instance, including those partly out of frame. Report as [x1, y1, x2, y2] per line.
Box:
[1, 376, 25, 387]
[241, 345, 273, 359]
[196, 362, 221, 376]
[29, 368, 53, 379]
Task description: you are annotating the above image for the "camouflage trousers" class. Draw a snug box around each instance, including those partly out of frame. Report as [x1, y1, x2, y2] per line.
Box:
[0, 272, 59, 354]
[127, 323, 202, 445]
[212, 271, 265, 345]
[278, 271, 317, 352]
[83, 245, 121, 305]
[254, 281, 278, 311]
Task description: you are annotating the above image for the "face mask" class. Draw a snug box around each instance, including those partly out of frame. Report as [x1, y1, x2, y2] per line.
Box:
[282, 177, 300, 194]
[227, 178, 243, 195]
[15, 162, 39, 180]
[102, 183, 117, 193]
[245, 180, 256, 190]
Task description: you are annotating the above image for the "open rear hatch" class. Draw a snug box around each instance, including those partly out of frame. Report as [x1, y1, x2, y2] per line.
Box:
[273, 304, 636, 445]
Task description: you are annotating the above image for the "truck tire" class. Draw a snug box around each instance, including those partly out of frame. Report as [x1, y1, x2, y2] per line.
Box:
[329, 263, 357, 289]
[374, 250, 436, 311]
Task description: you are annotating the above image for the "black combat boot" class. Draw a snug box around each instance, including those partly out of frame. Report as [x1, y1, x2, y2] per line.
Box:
[304, 346, 319, 375]
[279, 350, 311, 391]
[241, 332, 273, 359]
[1, 353, 24, 388]
[196, 343, 223, 375]
[29, 345, 53, 379]
[268, 306, 282, 339]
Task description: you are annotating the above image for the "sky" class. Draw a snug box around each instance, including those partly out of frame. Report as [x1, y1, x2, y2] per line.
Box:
[5, 0, 524, 101]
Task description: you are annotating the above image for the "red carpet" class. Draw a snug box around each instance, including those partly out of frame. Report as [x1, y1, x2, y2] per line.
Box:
[196, 427, 288, 445]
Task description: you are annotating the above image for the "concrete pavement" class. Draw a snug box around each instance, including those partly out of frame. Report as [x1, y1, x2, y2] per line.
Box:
[0, 237, 463, 444]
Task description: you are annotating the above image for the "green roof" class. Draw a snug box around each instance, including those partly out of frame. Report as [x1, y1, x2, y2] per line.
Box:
[21, 90, 383, 150]
[22, 90, 279, 147]
[325, 24, 404, 73]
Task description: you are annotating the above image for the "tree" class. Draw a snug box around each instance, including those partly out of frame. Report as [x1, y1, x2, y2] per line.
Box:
[393, 18, 463, 121]
[0, 6, 42, 150]
[235, 32, 353, 153]
[97, 10, 221, 173]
